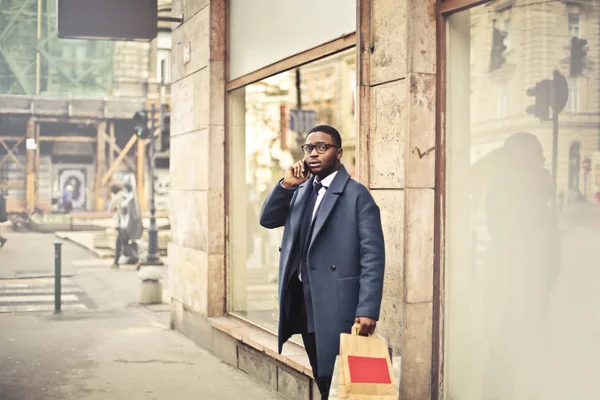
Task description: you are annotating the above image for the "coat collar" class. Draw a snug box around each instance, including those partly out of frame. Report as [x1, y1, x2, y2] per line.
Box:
[288, 165, 351, 241]
[309, 165, 350, 249]
[323, 164, 350, 194]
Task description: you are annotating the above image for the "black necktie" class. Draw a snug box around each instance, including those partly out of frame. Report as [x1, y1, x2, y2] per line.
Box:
[300, 181, 323, 258]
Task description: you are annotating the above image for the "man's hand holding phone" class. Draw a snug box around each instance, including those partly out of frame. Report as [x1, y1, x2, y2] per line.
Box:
[282, 160, 310, 188]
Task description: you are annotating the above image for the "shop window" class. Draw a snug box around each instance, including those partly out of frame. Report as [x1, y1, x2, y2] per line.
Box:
[445, 2, 599, 399]
[228, 49, 357, 332]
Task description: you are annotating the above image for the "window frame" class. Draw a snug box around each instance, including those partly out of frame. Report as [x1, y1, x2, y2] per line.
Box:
[434, 1, 497, 399]
[223, 0, 358, 327]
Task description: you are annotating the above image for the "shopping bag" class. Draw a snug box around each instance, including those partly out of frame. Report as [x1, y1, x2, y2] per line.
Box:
[333, 323, 398, 399]
[329, 355, 401, 400]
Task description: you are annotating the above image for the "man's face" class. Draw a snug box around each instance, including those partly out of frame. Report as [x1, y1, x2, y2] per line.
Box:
[303, 131, 342, 176]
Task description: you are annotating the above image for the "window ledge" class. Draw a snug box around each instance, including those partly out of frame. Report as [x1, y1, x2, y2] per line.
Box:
[208, 315, 314, 378]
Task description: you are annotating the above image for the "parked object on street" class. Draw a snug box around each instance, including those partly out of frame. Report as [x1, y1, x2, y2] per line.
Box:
[138, 266, 163, 305]
[0, 193, 7, 248]
[54, 241, 62, 314]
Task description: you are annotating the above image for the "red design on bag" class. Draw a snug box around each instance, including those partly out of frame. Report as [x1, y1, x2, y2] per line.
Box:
[347, 355, 392, 384]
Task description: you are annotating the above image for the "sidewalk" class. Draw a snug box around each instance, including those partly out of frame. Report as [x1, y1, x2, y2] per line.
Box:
[0, 230, 281, 400]
[1, 311, 281, 400]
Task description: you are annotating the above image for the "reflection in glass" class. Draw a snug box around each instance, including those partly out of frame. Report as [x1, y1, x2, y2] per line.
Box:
[228, 49, 356, 333]
[445, 1, 600, 399]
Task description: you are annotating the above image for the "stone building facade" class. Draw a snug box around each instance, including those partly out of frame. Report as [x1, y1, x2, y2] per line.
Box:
[168, 0, 600, 399]
[168, 0, 436, 399]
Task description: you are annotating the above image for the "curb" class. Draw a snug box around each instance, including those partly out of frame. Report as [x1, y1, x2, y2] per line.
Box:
[54, 232, 108, 259]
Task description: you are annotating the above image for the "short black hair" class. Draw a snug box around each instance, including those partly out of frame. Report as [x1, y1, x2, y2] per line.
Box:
[110, 183, 123, 194]
[307, 125, 342, 148]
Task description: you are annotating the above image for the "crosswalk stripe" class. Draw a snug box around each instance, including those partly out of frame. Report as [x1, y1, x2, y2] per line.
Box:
[0, 278, 91, 313]
[0, 278, 75, 287]
[0, 287, 83, 295]
[0, 303, 88, 313]
[0, 294, 79, 303]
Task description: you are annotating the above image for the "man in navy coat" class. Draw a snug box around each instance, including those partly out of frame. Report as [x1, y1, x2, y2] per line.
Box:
[260, 125, 385, 399]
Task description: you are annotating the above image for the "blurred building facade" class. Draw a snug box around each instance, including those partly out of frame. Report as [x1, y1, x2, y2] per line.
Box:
[167, 0, 600, 399]
[0, 0, 172, 213]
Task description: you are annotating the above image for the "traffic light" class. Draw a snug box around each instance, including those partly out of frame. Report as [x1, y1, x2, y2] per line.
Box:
[526, 79, 552, 120]
[132, 110, 150, 139]
[570, 37, 588, 77]
[490, 28, 508, 72]
[160, 112, 170, 151]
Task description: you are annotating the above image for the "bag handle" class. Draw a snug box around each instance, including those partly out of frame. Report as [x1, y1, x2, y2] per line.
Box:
[352, 322, 373, 337]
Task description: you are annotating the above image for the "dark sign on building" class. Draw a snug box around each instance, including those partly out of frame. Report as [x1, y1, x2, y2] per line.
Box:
[57, 0, 158, 41]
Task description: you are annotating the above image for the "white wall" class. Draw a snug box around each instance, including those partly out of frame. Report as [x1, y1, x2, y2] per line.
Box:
[229, 0, 355, 79]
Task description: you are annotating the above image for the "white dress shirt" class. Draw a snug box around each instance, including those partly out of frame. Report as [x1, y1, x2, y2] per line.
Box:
[312, 170, 338, 220]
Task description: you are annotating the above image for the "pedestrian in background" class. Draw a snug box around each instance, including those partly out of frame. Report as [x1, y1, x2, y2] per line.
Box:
[0, 192, 8, 248]
[118, 176, 143, 266]
[109, 183, 125, 269]
[62, 185, 73, 213]
[260, 125, 386, 399]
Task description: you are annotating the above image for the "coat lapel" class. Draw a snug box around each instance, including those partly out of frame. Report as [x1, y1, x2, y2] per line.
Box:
[289, 177, 314, 241]
[308, 165, 351, 251]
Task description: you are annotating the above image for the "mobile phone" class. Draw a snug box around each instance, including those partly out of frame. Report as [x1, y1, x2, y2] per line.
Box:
[302, 160, 310, 177]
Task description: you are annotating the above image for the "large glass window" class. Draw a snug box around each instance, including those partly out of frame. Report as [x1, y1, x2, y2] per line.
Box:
[445, 1, 600, 399]
[228, 49, 357, 332]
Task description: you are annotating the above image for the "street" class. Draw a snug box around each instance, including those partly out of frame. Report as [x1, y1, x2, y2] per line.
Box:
[0, 229, 280, 400]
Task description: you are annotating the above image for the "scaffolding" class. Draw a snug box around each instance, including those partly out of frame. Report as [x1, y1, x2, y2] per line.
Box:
[0, 0, 169, 215]
[0, 0, 115, 96]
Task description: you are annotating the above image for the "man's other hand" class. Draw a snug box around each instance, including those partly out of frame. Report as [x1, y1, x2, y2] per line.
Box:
[354, 317, 377, 336]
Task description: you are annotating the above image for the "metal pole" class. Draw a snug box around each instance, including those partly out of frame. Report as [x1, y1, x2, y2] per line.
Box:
[54, 241, 62, 314]
[552, 109, 559, 188]
[143, 104, 163, 265]
[35, 0, 42, 95]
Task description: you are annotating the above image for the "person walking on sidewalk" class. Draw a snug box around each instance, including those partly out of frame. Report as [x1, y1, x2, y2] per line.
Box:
[0, 192, 8, 248]
[260, 125, 386, 399]
[110, 178, 143, 268]
[109, 183, 125, 268]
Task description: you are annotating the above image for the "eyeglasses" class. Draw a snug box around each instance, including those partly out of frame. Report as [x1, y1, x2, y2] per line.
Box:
[301, 142, 338, 155]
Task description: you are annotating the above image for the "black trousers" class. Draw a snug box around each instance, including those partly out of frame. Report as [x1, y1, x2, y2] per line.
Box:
[288, 276, 332, 399]
[114, 228, 123, 264]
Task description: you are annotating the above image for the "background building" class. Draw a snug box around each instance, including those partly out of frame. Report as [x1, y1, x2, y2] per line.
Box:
[0, 0, 173, 213]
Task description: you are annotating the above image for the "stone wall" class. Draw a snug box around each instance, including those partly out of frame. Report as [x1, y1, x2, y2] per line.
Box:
[359, 1, 437, 399]
[167, 0, 439, 399]
[112, 41, 151, 98]
[168, 0, 225, 319]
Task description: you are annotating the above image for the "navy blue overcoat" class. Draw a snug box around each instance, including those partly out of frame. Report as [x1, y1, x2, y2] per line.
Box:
[259, 165, 385, 377]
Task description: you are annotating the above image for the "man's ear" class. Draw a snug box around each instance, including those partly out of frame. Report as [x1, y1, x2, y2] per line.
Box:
[337, 148, 343, 161]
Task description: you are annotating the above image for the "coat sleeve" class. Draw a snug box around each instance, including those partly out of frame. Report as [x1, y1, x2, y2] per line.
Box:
[355, 187, 386, 320]
[259, 180, 297, 229]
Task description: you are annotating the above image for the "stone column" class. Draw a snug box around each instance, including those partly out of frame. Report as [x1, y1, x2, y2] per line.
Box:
[358, 0, 437, 399]
[228, 88, 248, 313]
[25, 118, 36, 212]
[95, 121, 106, 211]
[168, 0, 226, 341]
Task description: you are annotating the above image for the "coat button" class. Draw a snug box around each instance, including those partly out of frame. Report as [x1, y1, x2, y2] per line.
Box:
[329, 265, 336, 271]
[278, 247, 281, 252]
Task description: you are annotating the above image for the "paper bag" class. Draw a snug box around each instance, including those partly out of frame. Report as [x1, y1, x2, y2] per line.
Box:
[332, 324, 398, 399]
[329, 355, 401, 400]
